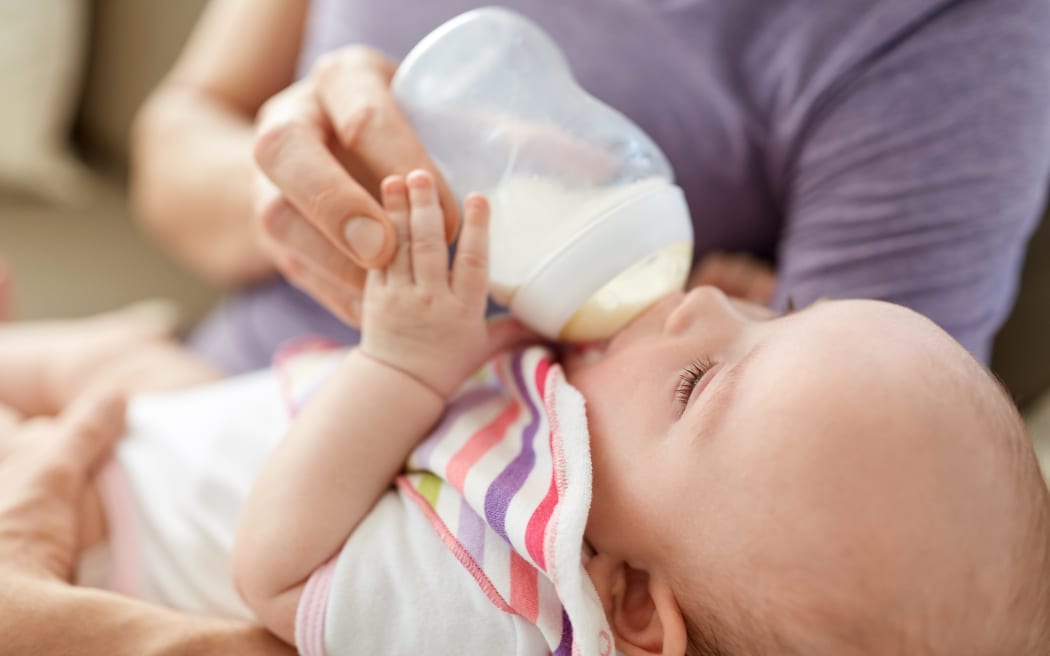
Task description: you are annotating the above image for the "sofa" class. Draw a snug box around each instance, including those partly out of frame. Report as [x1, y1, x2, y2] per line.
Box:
[0, 1, 1047, 467]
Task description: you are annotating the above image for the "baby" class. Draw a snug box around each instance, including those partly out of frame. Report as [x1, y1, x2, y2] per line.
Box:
[2, 170, 1049, 655]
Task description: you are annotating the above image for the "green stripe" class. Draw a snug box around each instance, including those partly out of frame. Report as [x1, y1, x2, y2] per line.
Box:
[417, 472, 442, 507]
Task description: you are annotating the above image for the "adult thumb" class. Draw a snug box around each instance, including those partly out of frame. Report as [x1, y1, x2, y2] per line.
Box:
[57, 393, 127, 471]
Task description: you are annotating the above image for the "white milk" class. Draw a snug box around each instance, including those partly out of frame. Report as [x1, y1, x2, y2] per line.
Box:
[485, 175, 670, 304]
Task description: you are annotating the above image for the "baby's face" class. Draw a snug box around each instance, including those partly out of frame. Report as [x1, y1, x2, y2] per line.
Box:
[567, 287, 1020, 644]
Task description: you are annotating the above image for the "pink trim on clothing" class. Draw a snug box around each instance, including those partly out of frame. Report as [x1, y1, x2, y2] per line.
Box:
[295, 556, 338, 656]
[93, 457, 141, 596]
[396, 478, 516, 614]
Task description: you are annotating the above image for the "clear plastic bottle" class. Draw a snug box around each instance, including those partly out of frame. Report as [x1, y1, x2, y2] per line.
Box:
[392, 7, 694, 341]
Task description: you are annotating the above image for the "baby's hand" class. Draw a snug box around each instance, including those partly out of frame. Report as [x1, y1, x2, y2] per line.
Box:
[360, 170, 533, 398]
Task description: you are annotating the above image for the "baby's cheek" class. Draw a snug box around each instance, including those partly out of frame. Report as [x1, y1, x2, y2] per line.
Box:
[588, 440, 669, 552]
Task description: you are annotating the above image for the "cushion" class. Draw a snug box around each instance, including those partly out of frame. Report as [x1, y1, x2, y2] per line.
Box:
[0, 0, 96, 205]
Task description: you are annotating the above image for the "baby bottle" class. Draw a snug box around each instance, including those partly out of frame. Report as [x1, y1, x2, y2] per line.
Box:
[392, 7, 694, 341]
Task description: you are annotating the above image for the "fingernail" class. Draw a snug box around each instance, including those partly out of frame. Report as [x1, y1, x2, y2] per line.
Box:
[343, 217, 385, 262]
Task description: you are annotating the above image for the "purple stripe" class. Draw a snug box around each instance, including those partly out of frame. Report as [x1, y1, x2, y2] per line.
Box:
[413, 386, 502, 470]
[457, 497, 487, 567]
[483, 350, 541, 543]
[553, 607, 573, 656]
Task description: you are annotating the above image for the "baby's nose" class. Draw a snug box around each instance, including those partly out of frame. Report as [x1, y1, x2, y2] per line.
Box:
[664, 285, 735, 334]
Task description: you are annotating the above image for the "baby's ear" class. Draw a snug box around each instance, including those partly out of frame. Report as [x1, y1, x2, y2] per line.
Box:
[585, 553, 688, 656]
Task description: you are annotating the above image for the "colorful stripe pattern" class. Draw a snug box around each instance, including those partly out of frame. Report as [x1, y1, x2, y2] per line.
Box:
[278, 344, 613, 656]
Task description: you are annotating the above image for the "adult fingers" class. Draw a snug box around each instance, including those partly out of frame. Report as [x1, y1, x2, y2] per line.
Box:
[56, 393, 126, 472]
[0, 398, 123, 583]
[314, 46, 460, 243]
[254, 81, 397, 269]
[452, 193, 490, 302]
[256, 181, 367, 294]
[282, 254, 364, 327]
[690, 251, 776, 304]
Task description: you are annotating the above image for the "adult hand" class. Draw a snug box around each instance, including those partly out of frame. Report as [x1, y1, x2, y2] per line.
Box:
[0, 393, 125, 581]
[689, 250, 777, 306]
[0, 394, 296, 655]
[253, 45, 459, 327]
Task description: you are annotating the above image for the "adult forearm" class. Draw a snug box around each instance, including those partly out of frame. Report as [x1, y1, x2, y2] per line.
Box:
[130, 84, 274, 286]
[1, 575, 293, 656]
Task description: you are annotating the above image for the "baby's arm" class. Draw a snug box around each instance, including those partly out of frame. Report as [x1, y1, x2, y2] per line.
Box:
[232, 172, 530, 645]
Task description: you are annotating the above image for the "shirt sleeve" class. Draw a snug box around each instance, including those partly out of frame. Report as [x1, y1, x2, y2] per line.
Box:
[296, 491, 548, 656]
[774, 0, 1050, 362]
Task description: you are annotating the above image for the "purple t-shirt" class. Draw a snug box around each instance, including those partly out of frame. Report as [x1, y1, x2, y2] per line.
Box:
[190, 0, 1050, 372]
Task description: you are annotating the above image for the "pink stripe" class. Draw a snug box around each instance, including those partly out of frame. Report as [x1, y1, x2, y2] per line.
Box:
[93, 458, 140, 596]
[446, 402, 521, 490]
[509, 550, 539, 622]
[525, 365, 563, 570]
[544, 367, 571, 575]
[533, 357, 551, 404]
[525, 469, 558, 571]
[396, 478, 515, 614]
[294, 556, 338, 656]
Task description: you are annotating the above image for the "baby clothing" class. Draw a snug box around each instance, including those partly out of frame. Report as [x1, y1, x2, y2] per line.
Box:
[80, 367, 288, 616]
[84, 344, 612, 655]
[289, 345, 613, 656]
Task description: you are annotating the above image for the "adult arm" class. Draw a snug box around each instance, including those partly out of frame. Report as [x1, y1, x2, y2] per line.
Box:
[130, 0, 305, 285]
[1, 582, 293, 656]
[0, 397, 294, 656]
[131, 0, 457, 326]
[774, 0, 1050, 362]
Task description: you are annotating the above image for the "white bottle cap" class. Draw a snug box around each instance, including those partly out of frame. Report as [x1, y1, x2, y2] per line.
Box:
[510, 183, 694, 339]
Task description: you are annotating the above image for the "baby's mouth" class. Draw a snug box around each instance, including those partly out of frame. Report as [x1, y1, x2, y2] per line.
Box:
[574, 340, 609, 363]
[559, 340, 609, 375]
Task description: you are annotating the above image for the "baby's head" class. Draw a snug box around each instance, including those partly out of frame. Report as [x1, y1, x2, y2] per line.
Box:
[565, 287, 1050, 655]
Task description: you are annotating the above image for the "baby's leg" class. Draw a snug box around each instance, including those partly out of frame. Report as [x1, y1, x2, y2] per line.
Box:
[0, 301, 220, 416]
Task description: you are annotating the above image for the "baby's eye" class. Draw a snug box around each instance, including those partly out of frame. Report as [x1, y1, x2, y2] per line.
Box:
[675, 357, 714, 413]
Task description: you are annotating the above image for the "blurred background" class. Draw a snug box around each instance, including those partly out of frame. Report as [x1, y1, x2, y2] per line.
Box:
[0, 0, 214, 325]
[0, 1, 1047, 464]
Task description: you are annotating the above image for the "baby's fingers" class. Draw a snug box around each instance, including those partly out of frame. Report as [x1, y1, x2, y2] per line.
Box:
[452, 193, 490, 302]
[380, 175, 411, 284]
[406, 170, 449, 288]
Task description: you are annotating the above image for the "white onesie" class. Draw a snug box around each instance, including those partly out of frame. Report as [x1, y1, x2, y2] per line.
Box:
[83, 361, 545, 654]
